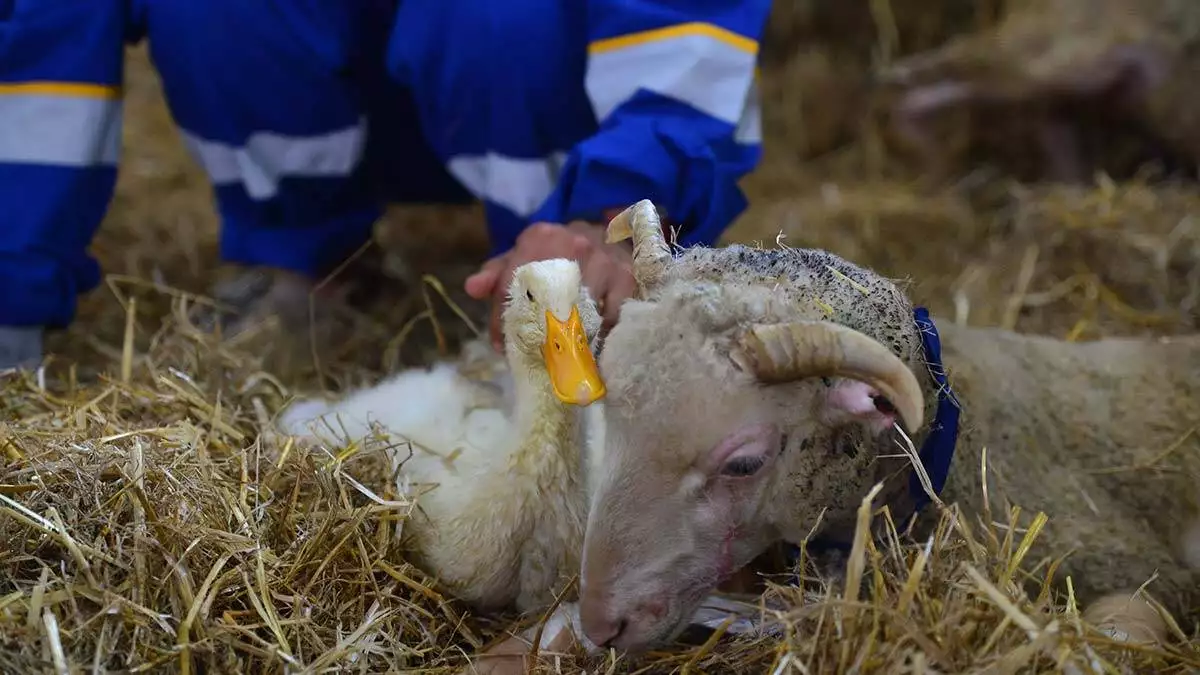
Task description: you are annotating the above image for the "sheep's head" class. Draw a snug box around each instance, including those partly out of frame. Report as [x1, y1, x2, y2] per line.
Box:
[580, 216, 932, 652]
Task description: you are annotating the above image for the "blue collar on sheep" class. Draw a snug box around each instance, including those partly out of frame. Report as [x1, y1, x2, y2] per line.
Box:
[782, 307, 961, 571]
[908, 306, 961, 513]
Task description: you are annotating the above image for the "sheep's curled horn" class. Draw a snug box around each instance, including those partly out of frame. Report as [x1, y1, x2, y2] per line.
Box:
[605, 199, 671, 295]
[731, 321, 926, 433]
[604, 199, 926, 433]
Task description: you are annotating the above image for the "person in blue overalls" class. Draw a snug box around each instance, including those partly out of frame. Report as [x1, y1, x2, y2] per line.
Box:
[0, 0, 773, 369]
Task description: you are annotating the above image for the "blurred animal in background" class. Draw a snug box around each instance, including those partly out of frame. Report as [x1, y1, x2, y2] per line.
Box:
[875, 0, 1200, 184]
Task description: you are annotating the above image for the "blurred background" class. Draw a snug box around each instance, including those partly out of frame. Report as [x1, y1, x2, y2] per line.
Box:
[59, 0, 1197, 395]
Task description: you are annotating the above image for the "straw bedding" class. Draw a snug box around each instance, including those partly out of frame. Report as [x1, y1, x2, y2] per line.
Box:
[2, 5, 1199, 672]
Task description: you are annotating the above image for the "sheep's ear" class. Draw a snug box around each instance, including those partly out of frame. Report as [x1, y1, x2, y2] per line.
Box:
[820, 378, 901, 436]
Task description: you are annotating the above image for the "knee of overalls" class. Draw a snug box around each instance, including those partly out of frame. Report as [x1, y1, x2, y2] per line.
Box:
[0, 0, 127, 328]
[142, 1, 465, 277]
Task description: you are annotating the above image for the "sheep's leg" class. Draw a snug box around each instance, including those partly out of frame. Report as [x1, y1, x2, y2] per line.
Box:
[1028, 501, 1195, 633]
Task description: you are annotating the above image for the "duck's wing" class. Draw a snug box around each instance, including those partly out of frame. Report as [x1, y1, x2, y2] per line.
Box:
[455, 336, 517, 416]
[280, 363, 487, 442]
[280, 359, 520, 469]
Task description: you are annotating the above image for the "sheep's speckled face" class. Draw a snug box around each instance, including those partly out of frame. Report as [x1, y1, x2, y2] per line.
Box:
[579, 293, 784, 650]
[504, 259, 605, 405]
[579, 278, 908, 653]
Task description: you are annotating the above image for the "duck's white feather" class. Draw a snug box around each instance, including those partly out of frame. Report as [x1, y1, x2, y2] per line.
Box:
[277, 259, 603, 613]
[279, 351, 517, 482]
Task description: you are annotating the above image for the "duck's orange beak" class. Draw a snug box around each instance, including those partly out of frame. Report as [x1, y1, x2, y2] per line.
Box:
[543, 306, 606, 406]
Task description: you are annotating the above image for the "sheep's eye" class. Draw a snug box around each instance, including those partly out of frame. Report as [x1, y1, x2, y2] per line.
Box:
[721, 456, 765, 477]
[526, 290, 535, 302]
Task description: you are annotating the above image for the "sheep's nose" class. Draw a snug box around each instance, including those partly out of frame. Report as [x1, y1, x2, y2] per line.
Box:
[580, 595, 626, 648]
[584, 616, 627, 648]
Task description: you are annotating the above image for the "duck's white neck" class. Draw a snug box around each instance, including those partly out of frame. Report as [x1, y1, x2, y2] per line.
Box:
[506, 343, 577, 466]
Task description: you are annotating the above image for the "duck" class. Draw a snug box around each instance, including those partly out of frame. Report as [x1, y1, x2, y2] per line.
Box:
[278, 258, 606, 613]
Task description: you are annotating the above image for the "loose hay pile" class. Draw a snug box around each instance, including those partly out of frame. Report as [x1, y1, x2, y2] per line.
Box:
[0, 317, 483, 673]
[4, 3, 1200, 670]
[2, 315, 1198, 672]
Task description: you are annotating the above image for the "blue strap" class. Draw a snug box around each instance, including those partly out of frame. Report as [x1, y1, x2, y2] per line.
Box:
[908, 307, 961, 512]
[782, 308, 960, 571]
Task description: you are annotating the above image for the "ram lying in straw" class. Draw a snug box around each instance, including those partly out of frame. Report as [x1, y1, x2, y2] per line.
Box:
[565, 200, 1199, 653]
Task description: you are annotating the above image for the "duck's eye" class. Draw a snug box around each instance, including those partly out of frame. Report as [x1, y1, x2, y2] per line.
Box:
[526, 290, 534, 302]
[721, 456, 765, 477]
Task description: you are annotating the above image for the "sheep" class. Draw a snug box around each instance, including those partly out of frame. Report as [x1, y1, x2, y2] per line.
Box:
[874, 0, 1200, 183]
[574, 200, 1200, 653]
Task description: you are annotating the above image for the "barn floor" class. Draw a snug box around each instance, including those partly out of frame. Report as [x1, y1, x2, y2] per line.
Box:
[1, 8, 1199, 671]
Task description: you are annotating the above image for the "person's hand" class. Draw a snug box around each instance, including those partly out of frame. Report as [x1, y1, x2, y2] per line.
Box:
[464, 220, 636, 351]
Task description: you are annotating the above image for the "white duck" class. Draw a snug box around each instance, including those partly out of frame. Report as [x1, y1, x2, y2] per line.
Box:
[279, 258, 605, 613]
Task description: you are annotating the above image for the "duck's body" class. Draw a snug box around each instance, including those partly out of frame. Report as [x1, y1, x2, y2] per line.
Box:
[280, 259, 605, 612]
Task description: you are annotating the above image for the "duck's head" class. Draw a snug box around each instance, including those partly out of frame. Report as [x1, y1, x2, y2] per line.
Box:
[503, 258, 606, 407]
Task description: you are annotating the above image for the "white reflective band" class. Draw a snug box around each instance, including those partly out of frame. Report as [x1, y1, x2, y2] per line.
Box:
[0, 93, 122, 167]
[734, 76, 762, 145]
[587, 23, 758, 129]
[181, 118, 367, 200]
[447, 151, 568, 217]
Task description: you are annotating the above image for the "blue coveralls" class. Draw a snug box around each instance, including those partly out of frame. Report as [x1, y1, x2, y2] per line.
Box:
[0, 0, 771, 329]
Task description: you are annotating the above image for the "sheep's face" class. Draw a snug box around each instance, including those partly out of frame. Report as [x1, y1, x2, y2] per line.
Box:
[504, 259, 605, 405]
[580, 283, 913, 652]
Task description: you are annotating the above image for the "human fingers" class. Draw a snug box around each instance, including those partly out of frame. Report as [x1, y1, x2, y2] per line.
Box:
[465, 254, 509, 300]
[602, 265, 638, 331]
[516, 222, 580, 259]
[580, 245, 618, 325]
[485, 257, 520, 351]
